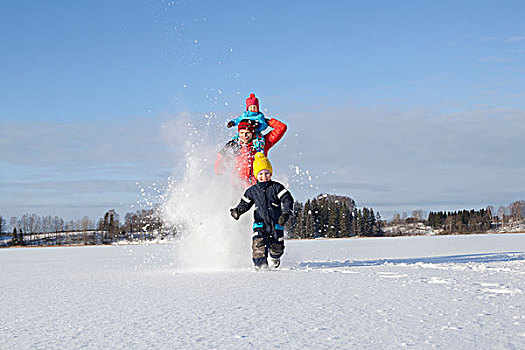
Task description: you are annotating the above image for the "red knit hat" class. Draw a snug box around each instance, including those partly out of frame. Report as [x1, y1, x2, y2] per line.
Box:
[245, 93, 259, 111]
[238, 120, 255, 133]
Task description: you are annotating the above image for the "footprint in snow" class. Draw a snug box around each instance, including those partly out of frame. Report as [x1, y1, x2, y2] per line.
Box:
[482, 287, 522, 295]
[420, 277, 453, 284]
[377, 272, 408, 279]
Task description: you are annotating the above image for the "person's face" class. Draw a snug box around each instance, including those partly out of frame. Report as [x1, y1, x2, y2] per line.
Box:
[257, 169, 272, 182]
[238, 129, 253, 143]
[248, 105, 259, 113]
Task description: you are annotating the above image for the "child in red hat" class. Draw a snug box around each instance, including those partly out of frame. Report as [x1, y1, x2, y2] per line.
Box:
[227, 93, 269, 134]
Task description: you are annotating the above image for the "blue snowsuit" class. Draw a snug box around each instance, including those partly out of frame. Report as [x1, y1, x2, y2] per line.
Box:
[233, 180, 294, 267]
[229, 111, 269, 133]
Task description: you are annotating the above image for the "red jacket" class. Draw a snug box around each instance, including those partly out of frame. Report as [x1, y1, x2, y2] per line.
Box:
[215, 118, 287, 187]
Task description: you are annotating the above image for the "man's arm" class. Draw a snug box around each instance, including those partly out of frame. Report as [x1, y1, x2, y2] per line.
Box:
[264, 118, 287, 153]
[215, 140, 236, 175]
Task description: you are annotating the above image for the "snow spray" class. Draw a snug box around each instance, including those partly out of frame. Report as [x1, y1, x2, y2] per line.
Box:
[160, 116, 252, 271]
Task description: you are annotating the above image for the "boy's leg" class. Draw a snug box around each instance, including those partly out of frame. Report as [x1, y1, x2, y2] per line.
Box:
[268, 227, 285, 268]
[252, 223, 269, 268]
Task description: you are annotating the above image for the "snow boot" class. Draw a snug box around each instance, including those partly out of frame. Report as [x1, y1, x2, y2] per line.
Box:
[268, 257, 280, 269]
[254, 259, 269, 271]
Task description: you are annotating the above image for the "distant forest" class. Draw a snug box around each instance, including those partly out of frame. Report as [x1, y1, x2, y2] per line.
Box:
[1, 197, 524, 247]
[284, 194, 383, 238]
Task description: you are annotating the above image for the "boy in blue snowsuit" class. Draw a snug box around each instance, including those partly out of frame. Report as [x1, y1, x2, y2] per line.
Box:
[230, 152, 294, 270]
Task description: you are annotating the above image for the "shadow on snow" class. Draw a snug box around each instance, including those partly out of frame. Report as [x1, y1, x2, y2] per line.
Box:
[295, 252, 525, 270]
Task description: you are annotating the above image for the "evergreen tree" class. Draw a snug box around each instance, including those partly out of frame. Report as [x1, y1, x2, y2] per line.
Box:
[317, 197, 328, 236]
[295, 205, 306, 238]
[279, 194, 358, 239]
[326, 202, 339, 238]
[287, 201, 303, 238]
[361, 208, 370, 236]
[339, 203, 351, 237]
[357, 209, 365, 236]
[19, 229, 24, 246]
[376, 212, 383, 236]
[12, 227, 19, 246]
[482, 209, 492, 231]
[351, 208, 359, 236]
[303, 200, 315, 239]
[369, 208, 377, 236]
[310, 198, 322, 238]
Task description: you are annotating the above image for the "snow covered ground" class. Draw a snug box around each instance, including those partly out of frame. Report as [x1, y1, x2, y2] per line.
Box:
[1, 233, 524, 349]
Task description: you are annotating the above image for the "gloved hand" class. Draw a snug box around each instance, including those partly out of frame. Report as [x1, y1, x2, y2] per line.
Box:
[278, 212, 290, 226]
[226, 121, 235, 128]
[230, 208, 240, 220]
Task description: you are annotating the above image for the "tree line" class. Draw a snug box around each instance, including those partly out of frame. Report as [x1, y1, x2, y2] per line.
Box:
[3, 198, 524, 247]
[386, 200, 525, 235]
[1, 208, 169, 247]
[286, 194, 384, 238]
[1, 194, 383, 247]
[427, 209, 492, 233]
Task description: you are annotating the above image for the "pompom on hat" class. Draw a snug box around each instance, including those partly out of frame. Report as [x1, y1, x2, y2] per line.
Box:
[245, 93, 259, 111]
[253, 152, 273, 176]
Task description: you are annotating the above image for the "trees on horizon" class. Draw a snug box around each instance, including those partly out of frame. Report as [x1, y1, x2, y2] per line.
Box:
[2, 199, 525, 247]
[286, 194, 383, 239]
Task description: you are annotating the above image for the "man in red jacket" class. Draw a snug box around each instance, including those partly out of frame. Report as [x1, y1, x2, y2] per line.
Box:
[215, 118, 287, 188]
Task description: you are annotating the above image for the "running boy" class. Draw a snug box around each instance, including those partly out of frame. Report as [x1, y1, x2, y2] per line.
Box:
[230, 152, 294, 270]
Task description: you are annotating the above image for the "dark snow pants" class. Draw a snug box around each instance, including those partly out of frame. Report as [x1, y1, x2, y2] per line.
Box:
[252, 222, 285, 267]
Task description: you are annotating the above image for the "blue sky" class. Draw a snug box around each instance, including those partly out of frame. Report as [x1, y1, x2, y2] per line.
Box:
[1, 0, 524, 222]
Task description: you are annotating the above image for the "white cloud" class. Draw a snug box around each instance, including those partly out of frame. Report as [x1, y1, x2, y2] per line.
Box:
[0, 117, 171, 167]
[1, 105, 525, 221]
[276, 103, 525, 217]
[0, 115, 189, 220]
[505, 36, 525, 44]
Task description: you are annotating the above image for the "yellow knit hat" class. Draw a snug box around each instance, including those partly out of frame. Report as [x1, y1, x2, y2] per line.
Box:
[253, 152, 273, 176]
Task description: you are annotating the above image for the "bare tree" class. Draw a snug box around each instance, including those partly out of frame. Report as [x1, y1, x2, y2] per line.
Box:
[54, 216, 64, 232]
[392, 213, 401, 225]
[412, 209, 425, 223]
[402, 212, 408, 228]
[29, 214, 39, 233]
[80, 216, 92, 245]
[10, 217, 18, 233]
[20, 215, 29, 235]
[509, 200, 525, 222]
[497, 205, 507, 224]
[42, 215, 52, 233]
[65, 220, 76, 231]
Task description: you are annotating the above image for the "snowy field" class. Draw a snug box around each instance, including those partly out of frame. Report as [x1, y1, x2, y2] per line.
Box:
[1, 233, 524, 349]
